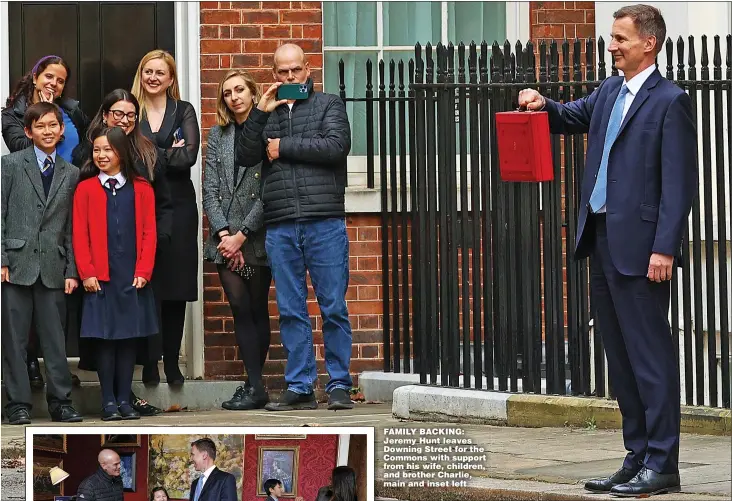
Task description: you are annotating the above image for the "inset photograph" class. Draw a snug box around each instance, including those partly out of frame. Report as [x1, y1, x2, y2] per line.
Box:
[27, 427, 373, 501]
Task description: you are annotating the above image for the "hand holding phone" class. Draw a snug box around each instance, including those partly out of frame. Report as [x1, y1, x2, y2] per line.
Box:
[277, 83, 309, 101]
[172, 127, 185, 147]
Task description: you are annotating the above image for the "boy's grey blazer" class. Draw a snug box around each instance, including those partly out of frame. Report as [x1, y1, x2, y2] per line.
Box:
[1, 147, 79, 287]
[203, 123, 267, 267]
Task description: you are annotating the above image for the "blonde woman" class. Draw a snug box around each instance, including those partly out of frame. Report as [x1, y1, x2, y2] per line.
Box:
[202, 70, 271, 410]
[132, 50, 200, 387]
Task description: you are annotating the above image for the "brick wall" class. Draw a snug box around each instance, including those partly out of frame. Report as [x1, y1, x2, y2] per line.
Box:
[530, 1, 596, 43]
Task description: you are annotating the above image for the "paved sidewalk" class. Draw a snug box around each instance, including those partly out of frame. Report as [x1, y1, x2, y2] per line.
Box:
[2, 404, 730, 500]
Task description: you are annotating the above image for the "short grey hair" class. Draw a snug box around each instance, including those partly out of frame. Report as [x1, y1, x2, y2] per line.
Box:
[613, 4, 666, 54]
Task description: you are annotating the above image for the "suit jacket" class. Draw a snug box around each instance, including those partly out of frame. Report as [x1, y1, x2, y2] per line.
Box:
[1, 147, 79, 287]
[72, 177, 157, 281]
[202, 123, 267, 266]
[544, 69, 697, 276]
[190, 467, 238, 501]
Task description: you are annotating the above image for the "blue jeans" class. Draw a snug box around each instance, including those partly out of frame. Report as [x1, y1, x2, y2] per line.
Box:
[265, 217, 353, 394]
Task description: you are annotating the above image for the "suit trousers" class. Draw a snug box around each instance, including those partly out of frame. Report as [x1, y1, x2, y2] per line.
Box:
[589, 215, 681, 474]
[1, 280, 73, 413]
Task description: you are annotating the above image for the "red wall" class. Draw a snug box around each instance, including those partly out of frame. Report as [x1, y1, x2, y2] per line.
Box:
[64, 435, 149, 501]
[243, 435, 338, 501]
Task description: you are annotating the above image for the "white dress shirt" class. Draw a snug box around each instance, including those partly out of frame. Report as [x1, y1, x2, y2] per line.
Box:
[98, 171, 127, 190]
[33, 146, 57, 171]
[197, 465, 217, 492]
[596, 63, 657, 213]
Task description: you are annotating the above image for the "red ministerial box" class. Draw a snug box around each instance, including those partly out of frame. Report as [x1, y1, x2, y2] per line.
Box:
[495, 111, 554, 182]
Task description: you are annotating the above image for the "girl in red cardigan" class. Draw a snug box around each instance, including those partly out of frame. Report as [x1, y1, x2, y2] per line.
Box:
[73, 126, 157, 421]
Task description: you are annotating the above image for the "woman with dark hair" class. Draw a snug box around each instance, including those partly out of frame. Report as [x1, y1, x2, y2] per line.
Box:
[1, 54, 90, 388]
[132, 50, 200, 386]
[331, 466, 357, 501]
[2, 55, 89, 165]
[78, 89, 174, 415]
[150, 486, 169, 501]
[72, 127, 158, 421]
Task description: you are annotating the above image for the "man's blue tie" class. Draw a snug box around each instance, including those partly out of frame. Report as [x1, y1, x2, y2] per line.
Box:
[589, 84, 630, 212]
[193, 475, 204, 501]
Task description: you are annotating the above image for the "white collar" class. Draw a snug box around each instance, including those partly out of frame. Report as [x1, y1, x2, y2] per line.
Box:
[98, 171, 127, 189]
[623, 64, 656, 96]
[201, 465, 217, 479]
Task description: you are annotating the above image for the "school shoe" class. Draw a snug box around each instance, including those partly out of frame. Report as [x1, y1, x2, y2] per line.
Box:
[28, 359, 44, 389]
[222, 384, 269, 410]
[101, 404, 122, 422]
[585, 466, 642, 492]
[130, 391, 163, 416]
[50, 404, 83, 423]
[118, 402, 141, 420]
[264, 390, 318, 411]
[327, 388, 355, 410]
[610, 468, 681, 497]
[7, 408, 31, 425]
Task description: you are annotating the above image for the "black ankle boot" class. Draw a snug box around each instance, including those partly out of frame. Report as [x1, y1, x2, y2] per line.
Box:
[164, 361, 185, 385]
[142, 363, 160, 385]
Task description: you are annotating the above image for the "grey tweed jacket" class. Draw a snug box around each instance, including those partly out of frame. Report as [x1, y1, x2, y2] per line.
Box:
[202, 123, 267, 267]
[1, 147, 79, 287]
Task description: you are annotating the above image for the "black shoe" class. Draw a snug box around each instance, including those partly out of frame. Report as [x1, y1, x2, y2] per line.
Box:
[50, 404, 83, 423]
[327, 388, 355, 410]
[164, 364, 185, 386]
[264, 390, 318, 411]
[118, 402, 141, 420]
[142, 363, 160, 385]
[130, 392, 163, 416]
[585, 466, 642, 492]
[610, 467, 681, 497]
[101, 404, 122, 421]
[28, 359, 44, 389]
[223, 385, 269, 410]
[71, 373, 82, 387]
[7, 408, 31, 425]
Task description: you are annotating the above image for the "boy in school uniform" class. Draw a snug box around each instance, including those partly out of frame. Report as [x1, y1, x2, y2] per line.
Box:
[1, 101, 83, 424]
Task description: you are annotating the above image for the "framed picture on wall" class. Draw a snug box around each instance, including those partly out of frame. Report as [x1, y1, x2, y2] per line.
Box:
[33, 457, 63, 500]
[119, 452, 136, 492]
[101, 434, 140, 447]
[34, 435, 66, 454]
[256, 447, 299, 498]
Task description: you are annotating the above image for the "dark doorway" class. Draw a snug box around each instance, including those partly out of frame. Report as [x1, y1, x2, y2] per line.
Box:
[8, 2, 175, 119]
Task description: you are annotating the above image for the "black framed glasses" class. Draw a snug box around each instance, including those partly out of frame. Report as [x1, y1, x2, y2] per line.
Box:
[109, 109, 137, 121]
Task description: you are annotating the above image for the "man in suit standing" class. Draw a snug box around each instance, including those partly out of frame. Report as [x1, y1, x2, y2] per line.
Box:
[263, 478, 285, 501]
[1, 102, 84, 424]
[189, 438, 238, 501]
[519, 4, 696, 498]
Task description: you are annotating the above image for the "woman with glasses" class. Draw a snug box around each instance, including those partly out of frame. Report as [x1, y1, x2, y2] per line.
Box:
[76, 88, 174, 416]
[132, 50, 200, 387]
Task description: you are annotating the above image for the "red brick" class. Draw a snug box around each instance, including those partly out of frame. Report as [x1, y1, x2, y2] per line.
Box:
[291, 1, 301, 7]
[346, 286, 358, 301]
[205, 361, 243, 377]
[204, 317, 223, 332]
[292, 25, 303, 38]
[574, 1, 594, 8]
[201, 1, 219, 8]
[201, 55, 220, 69]
[533, 24, 566, 39]
[302, 24, 322, 38]
[306, 53, 323, 68]
[201, 10, 241, 24]
[358, 227, 379, 241]
[232, 54, 262, 67]
[201, 39, 241, 54]
[576, 24, 595, 39]
[202, 84, 219, 99]
[203, 287, 223, 302]
[350, 359, 384, 372]
[358, 286, 380, 300]
[264, 1, 292, 7]
[220, 1, 231, 8]
[220, 55, 232, 68]
[349, 271, 382, 286]
[205, 333, 237, 346]
[231, 1, 261, 7]
[201, 114, 217, 129]
[280, 9, 321, 24]
[202, 69, 231, 84]
[350, 241, 382, 257]
[232, 25, 261, 38]
[362, 345, 379, 358]
[241, 10, 279, 24]
[219, 26, 231, 39]
[202, 98, 217, 113]
[535, 1, 567, 8]
[301, 1, 321, 8]
[543, 9, 585, 23]
[586, 10, 595, 23]
[348, 301, 382, 315]
[201, 25, 219, 39]
[244, 39, 281, 54]
[205, 347, 225, 361]
[263, 25, 292, 38]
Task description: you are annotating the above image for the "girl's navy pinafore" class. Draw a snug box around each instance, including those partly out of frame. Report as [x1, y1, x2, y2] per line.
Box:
[80, 180, 158, 340]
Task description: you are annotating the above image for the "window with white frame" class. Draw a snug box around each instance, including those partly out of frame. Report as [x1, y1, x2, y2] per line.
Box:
[323, 1, 507, 158]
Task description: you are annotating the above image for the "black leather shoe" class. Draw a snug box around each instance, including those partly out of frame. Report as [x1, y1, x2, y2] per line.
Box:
[130, 391, 163, 416]
[7, 408, 31, 425]
[610, 467, 681, 497]
[101, 404, 122, 421]
[223, 385, 269, 410]
[164, 364, 185, 386]
[585, 466, 642, 492]
[50, 404, 83, 423]
[118, 402, 141, 420]
[327, 388, 355, 410]
[265, 390, 318, 411]
[142, 363, 160, 385]
[28, 359, 44, 389]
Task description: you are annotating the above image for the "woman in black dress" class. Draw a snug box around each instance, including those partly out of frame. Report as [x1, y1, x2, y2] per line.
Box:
[132, 49, 200, 385]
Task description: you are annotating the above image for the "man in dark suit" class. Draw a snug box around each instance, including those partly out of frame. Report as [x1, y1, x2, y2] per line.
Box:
[189, 438, 238, 501]
[519, 4, 696, 498]
[263, 478, 285, 501]
[1, 102, 84, 424]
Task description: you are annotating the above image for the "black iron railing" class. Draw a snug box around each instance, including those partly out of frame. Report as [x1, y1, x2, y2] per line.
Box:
[338, 35, 732, 409]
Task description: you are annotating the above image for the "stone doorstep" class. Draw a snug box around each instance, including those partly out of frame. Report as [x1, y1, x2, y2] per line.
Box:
[0, 381, 331, 418]
[390, 385, 732, 437]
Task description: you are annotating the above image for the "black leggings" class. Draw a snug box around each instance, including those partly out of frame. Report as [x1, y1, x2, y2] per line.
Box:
[160, 300, 187, 369]
[217, 264, 272, 386]
[97, 338, 137, 406]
